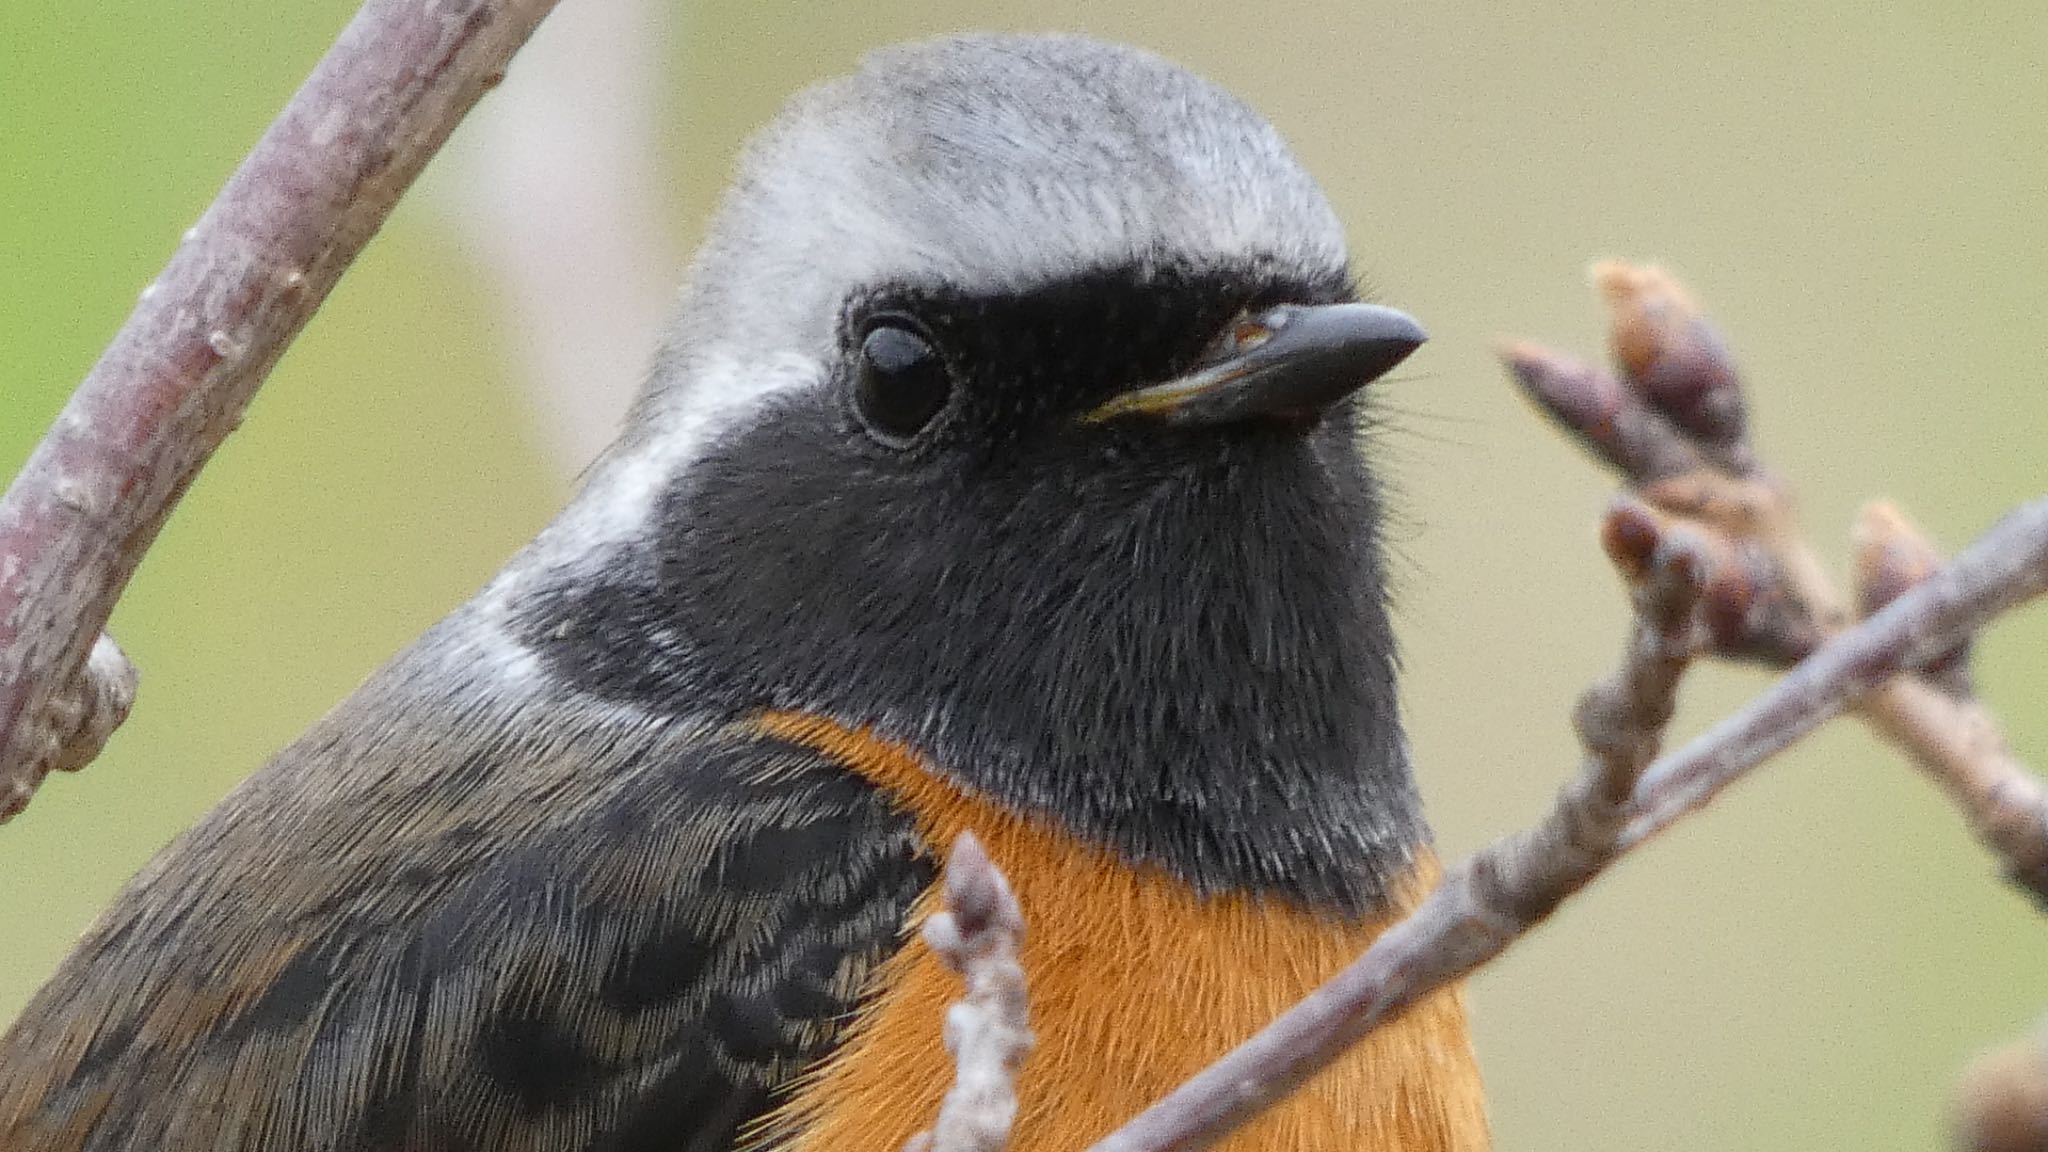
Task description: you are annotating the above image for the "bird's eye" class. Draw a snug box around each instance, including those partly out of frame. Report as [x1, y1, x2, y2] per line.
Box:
[853, 320, 953, 445]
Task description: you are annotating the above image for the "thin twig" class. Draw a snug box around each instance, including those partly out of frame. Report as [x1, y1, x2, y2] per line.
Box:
[1620, 497, 2048, 844]
[1510, 264, 2048, 900]
[907, 832, 1033, 1152]
[1852, 503, 2048, 902]
[1518, 264, 2048, 1152]
[1864, 676, 2048, 900]
[0, 0, 563, 820]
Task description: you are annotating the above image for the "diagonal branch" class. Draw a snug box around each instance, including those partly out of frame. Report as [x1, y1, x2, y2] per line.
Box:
[0, 0, 563, 820]
[1853, 504, 2048, 901]
[1620, 497, 2048, 845]
[1511, 263, 2048, 902]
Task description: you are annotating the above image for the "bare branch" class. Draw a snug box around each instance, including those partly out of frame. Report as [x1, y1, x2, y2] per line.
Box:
[0, 0, 563, 819]
[1512, 266, 2048, 898]
[907, 832, 1033, 1152]
[1850, 503, 2048, 901]
[1531, 264, 2048, 1149]
[1620, 496, 2048, 844]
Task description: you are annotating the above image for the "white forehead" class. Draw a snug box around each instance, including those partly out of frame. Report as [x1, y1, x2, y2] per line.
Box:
[508, 35, 1353, 584]
[662, 34, 1349, 374]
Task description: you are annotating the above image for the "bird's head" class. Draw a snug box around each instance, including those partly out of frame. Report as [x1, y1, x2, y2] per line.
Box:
[500, 34, 1429, 905]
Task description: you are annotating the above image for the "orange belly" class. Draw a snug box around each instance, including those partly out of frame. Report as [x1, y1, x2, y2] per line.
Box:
[754, 711, 1489, 1152]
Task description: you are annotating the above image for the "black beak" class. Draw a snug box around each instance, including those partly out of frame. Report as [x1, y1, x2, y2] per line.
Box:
[1084, 302, 1426, 426]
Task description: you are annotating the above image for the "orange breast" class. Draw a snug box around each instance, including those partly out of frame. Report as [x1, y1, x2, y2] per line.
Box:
[754, 711, 1489, 1152]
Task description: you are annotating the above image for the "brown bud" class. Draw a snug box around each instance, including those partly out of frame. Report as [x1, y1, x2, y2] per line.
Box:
[1594, 262, 1752, 465]
[1600, 499, 1665, 583]
[1854, 501, 1972, 691]
[1502, 342, 1624, 438]
[1854, 501, 1945, 617]
[1697, 547, 1758, 655]
[1502, 341, 1705, 483]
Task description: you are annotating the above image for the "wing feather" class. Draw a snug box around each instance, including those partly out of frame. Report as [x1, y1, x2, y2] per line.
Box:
[0, 658, 931, 1152]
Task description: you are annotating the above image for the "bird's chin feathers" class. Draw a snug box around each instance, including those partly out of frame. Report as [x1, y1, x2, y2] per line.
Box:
[492, 393, 1421, 913]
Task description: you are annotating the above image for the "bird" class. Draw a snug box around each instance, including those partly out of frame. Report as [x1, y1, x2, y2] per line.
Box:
[0, 32, 1488, 1152]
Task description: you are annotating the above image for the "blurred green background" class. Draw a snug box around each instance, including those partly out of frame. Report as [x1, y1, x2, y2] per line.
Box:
[2, 2, 2044, 1148]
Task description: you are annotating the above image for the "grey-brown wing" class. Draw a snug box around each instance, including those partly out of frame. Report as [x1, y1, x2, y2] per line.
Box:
[0, 712, 931, 1152]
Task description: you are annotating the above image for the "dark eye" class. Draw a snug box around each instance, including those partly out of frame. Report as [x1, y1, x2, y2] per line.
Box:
[853, 320, 953, 445]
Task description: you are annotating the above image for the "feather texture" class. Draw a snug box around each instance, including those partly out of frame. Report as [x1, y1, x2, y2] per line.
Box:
[0, 638, 931, 1152]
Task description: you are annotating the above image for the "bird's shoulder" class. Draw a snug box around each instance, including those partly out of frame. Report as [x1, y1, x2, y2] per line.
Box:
[0, 669, 934, 1152]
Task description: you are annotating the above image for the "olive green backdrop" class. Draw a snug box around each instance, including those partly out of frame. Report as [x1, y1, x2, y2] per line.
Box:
[3, 3, 2043, 1148]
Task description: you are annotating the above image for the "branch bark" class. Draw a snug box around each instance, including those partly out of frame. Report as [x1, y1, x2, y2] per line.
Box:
[1619, 497, 2048, 845]
[0, 0, 563, 820]
[1853, 504, 2048, 901]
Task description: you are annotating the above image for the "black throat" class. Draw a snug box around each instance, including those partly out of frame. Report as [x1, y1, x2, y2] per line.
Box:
[518, 261, 1427, 916]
